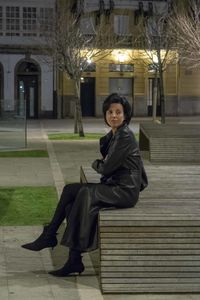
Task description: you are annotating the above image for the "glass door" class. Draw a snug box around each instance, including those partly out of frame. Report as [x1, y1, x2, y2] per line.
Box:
[17, 75, 38, 118]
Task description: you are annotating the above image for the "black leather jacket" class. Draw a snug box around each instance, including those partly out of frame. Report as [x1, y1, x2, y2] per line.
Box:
[92, 123, 147, 190]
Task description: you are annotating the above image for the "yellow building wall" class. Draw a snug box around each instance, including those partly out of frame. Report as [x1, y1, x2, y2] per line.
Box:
[165, 64, 177, 95]
[59, 52, 183, 100]
[62, 75, 75, 95]
[96, 62, 109, 95]
[179, 66, 200, 96]
[134, 63, 145, 95]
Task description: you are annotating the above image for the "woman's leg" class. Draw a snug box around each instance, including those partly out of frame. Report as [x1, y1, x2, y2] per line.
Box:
[46, 183, 83, 233]
[48, 247, 85, 277]
[21, 183, 83, 251]
[49, 183, 136, 277]
[61, 183, 135, 252]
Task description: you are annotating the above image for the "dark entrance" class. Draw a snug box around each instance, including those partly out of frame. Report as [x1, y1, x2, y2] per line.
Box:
[16, 61, 40, 118]
[80, 77, 95, 116]
[17, 76, 38, 118]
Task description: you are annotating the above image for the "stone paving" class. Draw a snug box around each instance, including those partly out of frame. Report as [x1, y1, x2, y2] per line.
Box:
[0, 117, 200, 299]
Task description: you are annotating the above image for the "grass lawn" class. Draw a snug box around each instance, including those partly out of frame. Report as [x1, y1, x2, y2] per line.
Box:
[48, 132, 139, 141]
[48, 132, 104, 140]
[0, 150, 48, 157]
[0, 186, 57, 225]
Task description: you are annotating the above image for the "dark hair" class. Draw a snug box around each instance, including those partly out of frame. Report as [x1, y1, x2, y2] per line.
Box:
[102, 93, 132, 126]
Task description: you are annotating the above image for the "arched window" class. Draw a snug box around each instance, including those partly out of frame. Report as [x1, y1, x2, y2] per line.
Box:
[17, 61, 39, 74]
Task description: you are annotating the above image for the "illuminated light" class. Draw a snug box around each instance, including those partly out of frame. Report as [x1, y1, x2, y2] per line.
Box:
[87, 58, 92, 64]
[117, 52, 126, 63]
[147, 51, 159, 64]
[112, 50, 130, 63]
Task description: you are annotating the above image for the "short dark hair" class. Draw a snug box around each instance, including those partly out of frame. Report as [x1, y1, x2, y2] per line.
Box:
[102, 93, 132, 126]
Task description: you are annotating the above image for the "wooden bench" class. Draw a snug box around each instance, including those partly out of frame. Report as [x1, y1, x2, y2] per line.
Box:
[80, 165, 200, 294]
[139, 123, 200, 163]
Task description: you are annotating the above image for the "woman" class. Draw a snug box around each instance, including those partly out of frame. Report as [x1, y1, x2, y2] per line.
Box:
[22, 93, 148, 277]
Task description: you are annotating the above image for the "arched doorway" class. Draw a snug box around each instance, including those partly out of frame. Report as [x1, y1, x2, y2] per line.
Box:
[0, 63, 3, 116]
[16, 60, 40, 118]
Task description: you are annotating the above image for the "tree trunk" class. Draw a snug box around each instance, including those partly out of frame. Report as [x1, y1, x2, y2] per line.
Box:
[177, 62, 181, 116]
[157, 52, 165, 124]
[75, 80, 84, 137]
[74, 104, 78, 134]
[159, 69, 165, 124]
[152, 72, 158, 122]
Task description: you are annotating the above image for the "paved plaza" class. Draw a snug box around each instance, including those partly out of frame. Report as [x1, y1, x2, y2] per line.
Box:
[0, 117, 200, 300]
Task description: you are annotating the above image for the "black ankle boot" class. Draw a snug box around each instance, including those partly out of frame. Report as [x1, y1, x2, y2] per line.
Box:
[21, 225, 58, 251]
[48, 249, 84, 277]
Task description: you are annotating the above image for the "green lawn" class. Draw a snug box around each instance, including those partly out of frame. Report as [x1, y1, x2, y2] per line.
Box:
[0, 187, 57, 225]
[48, 132, 104, 140]
[0, 150, 48, 157]
[48, 132, 139, 141]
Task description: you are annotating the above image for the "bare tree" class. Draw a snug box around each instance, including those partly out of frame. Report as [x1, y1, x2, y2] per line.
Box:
[40, 2, 126, 136]
[171, 0, 200, 69]
[133, 6, 177, 124]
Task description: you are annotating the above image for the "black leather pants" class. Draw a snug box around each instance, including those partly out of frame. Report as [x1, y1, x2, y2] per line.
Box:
[48, 183, 83, 234]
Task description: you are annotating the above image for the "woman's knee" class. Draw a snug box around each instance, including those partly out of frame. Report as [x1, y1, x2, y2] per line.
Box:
[61, 183, 83, 200]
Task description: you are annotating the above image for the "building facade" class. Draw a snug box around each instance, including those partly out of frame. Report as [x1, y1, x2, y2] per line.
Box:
[0, 0, 56, 118]
[1, 0, 199, 119]
[60, 0, 200, 118]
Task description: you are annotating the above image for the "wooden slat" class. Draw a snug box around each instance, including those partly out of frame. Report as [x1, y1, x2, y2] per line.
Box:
[101, 278, 200, 283]
[101, 255, 200, 261]
[101, 266, 200, 271]
[100, 227, 200, 233]
[101, 233, 200, 238]
[101, 273, 200, 278]
[101, 238, 200, 244]
[100, 221, 200, 226]
[101, 284, 200, 293]
[101, 249, 200, 255]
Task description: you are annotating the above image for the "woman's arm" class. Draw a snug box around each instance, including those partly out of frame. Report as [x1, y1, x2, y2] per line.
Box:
[92, 132, 133, 176]
[99, 131, 113, 159]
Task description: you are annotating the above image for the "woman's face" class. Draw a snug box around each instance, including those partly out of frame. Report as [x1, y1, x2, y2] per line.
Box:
[106, 103, 125, 132]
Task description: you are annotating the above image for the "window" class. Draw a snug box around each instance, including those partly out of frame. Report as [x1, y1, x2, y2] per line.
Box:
[23, 7, 37, 36]
[0, 7, 2, 35]
[18, 62, 39, 73]
[6, 6, 20, 36]
[114, 15, 129, 35]
[39, 8, 53, 35]
[148, 63, 159, 72]
[109, 64, 134, 72]
[109, 78, 133, 96]
[80, 16, 95, 35]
